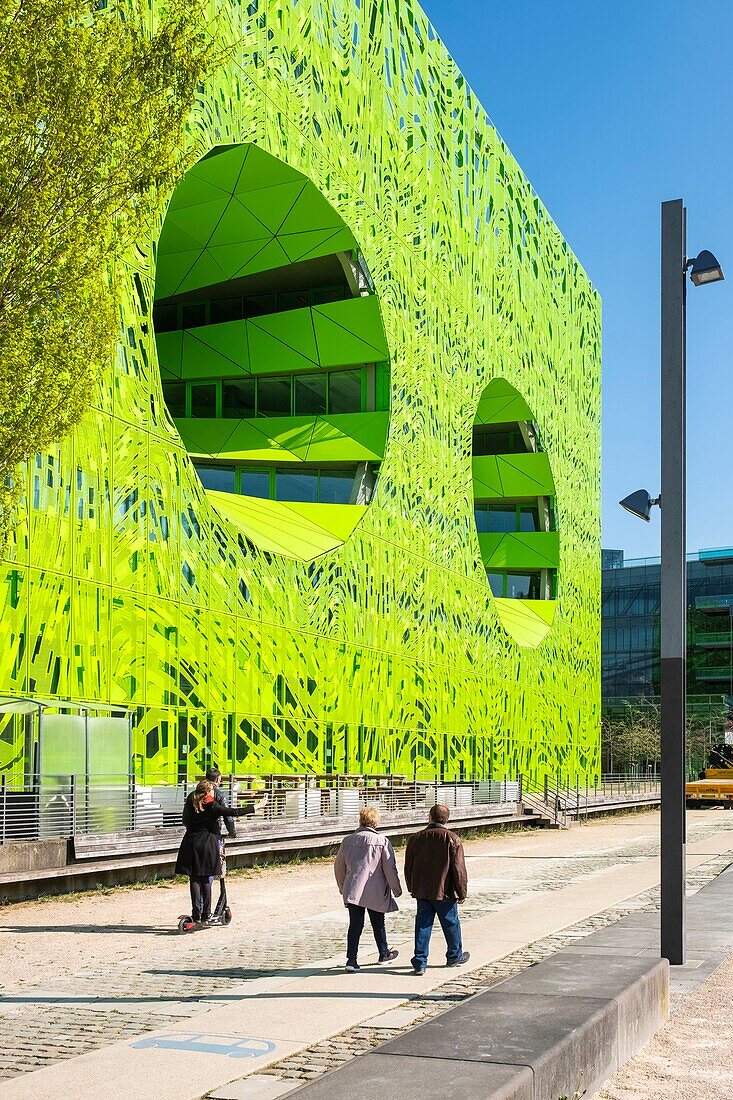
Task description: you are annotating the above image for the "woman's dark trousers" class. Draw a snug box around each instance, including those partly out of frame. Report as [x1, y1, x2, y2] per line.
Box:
[347, 903, 388, 963]
[190, 876, 212, 921]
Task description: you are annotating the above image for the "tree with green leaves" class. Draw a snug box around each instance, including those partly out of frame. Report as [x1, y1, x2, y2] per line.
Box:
[0, 0, 225, 536]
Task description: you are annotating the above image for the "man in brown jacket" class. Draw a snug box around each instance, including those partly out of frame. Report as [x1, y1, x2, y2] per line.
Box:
[404, 804, 470, 975]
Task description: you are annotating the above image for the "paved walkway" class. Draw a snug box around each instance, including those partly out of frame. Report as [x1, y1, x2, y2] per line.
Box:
[0, 810, 732, 1099]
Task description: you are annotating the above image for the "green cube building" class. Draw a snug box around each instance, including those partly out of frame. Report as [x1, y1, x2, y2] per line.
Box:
[0, 0, 601, 785]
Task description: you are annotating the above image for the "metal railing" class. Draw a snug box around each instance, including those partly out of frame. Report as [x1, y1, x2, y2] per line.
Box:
[0, 773, 522, 844]
[0, 771, 664, 845]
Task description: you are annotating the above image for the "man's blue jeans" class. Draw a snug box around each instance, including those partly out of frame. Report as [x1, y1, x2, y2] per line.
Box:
[411, 898, 463, 968]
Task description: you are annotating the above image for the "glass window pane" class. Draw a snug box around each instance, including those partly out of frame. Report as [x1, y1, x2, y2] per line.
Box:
[257, 376, 292, 417]
[163, 382, 186, 418]
[181, 302, 207, 329]
[294, 374, 327, 415]
[519, 506, 540, 532]
[240, 469, 271, 498]
[243, 294, 275, 318]
[313, 287, 344, 305]
[473, 506, 489, 533]
[222, 379, 255, 419]
[319, 470, 354, 504]
[328, 370, 362, 414]
[276, 469, 318, 502]
[190, 383, 217, 418]
[488, 505, 516, 533]
[153, 303, 178, 332]
[278, 290, 311, 312]
[487, 572, 505, 597]
[507, 573, 541, 599]
[195, 465, 235, 493]
[210, 297, 244, 325]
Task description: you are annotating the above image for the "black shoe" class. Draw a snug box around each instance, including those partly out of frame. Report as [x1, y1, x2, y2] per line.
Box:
[345, 961, 361, 972]
[447, 951, 470, 967]
[378, 949, 399, 963]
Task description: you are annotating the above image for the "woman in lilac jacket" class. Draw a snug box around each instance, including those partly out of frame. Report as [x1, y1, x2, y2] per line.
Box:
[334, 805, 403, 972]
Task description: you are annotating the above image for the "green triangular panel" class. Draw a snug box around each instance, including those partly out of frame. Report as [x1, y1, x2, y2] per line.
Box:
[163, 171, 233, 212]
[476, 391, 534, 425]
[258, 418, 317, 460]
[248, 308, 319, 366]
[155, 331, 183, 378]
[305, 413, 389, 462]
[166, 199, 230, 247]
[494, 599, 556, 647]
[247, 320, 320, 375]
[209, 198, 273, 247]
[189, 145, 247, 195]
[177, 252, 229, 296]
[313, 297, 389, 364]
[154, 250, 200, 299]
[175, 418, 233, 457]
[497, 453, 554, 496]
[207, 239, 273, 282]
[156, 221, 203, 256]
[207, 491, 363, 562]
[231, 238, 292, 280]
[189, 320, 250, 373]
[211, 420, 298, 462]
[479, 532, 559, 570]
[279, 227, 350, 265]
[180, 331, 244, 380]
[279, 184, 346, 234]
[472, 456, 504, 499]
[239, 181, 306, 234]
[287, 502, 367, 541]
[234, 144, 305, 193]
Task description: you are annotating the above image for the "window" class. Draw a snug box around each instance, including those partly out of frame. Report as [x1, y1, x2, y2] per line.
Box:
[181, 302, 207, 328]
[211, 297, 244, 325]
[488, 505, 516, 533]
[319, 470, 354, 504]
[278, 290, 310, 312]
[163, 382, 186, 418]
[154, 303, 178, 333]
[328, 370, 362, 414]
[276, 468, 318, 502]
[240, 469, 270, 498]
[190, 383, 217, 418]
[243, 294, 275, 318]
[223, 379, 255, 419]
[507, 573, 541, 599]
[487, 573, 505, 597]
[472, 424, 527, 456]
[294, 374, 327, 415]
[313, 287, 344, 305]
[473, 506, 489, 533]
[196, 465, 236, 493]
[258, 376, 292, 417]
[519, 506, 541, 532]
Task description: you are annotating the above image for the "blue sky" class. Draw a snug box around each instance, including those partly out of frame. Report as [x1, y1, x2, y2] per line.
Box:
[421, 0, 733, 558]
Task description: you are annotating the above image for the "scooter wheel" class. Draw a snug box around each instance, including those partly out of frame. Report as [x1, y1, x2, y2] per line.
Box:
[222, 907, 233, 925]
[178, 915, 196, 934]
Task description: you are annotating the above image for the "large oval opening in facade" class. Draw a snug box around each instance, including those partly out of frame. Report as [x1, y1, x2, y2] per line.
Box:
[153, 143, 390, 561]
[472, 378, 559, 646]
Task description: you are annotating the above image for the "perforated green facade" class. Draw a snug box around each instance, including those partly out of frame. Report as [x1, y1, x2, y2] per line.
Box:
[0, 0, 601, 784]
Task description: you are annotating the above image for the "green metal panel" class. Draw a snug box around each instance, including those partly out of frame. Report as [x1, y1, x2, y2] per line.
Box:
[473, 453, 555, 500]
[0, 0, 601, 786]
[478, 532, 560, 571]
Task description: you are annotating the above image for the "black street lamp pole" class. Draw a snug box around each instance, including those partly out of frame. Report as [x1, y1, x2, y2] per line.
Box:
[660, 198, 687, 966]
[620, 205, 722, 966]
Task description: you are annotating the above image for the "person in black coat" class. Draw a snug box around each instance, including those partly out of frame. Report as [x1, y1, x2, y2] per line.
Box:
[175, 779, 252, 923]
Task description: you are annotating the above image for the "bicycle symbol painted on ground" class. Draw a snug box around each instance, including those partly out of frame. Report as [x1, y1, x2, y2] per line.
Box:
[133, 1032, 277, 1059]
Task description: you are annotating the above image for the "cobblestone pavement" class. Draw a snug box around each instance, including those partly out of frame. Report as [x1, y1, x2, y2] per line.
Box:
[0, 816, 731, 1086]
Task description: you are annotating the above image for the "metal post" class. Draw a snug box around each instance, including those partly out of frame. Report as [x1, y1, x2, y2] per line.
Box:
[71, 774, 77, 835]
[1, 773, 6, 844]
[660, 198, 687, 965]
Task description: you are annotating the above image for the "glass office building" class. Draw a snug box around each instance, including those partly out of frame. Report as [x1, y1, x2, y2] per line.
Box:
[602, 547, 733, 715]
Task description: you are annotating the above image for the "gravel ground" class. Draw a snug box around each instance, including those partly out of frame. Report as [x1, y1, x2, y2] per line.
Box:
[598, 952, 733, 1100]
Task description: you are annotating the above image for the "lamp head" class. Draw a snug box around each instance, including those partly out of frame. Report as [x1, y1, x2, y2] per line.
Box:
[689, 249, 724, 287]
[619, 489, 659, 522]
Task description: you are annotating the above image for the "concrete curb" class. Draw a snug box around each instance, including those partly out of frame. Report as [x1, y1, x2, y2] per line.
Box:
[286, 952, 669, 1100]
